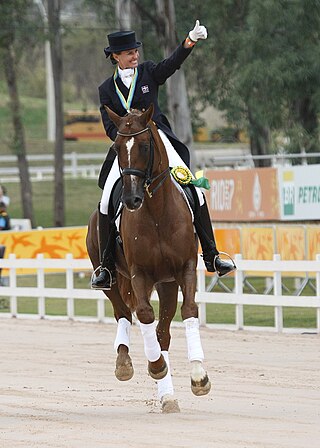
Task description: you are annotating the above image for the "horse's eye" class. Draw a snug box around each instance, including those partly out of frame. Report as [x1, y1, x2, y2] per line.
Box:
[139, 143, 149, 155]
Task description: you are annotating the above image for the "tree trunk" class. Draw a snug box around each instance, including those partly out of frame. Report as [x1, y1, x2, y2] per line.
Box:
[295, 96, 320, 163]
[115, 0, 131, 29]
[248, 107, 271, 168]
[3, 43, 35, 227]
[48, 0, 65, 227]
[155, 0, 196, 170]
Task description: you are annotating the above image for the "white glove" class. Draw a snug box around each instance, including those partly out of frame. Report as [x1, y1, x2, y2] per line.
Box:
[189, 20, 208, 42]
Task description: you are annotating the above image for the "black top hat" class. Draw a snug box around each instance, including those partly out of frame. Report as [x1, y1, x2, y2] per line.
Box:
[104, 31, 142, 58]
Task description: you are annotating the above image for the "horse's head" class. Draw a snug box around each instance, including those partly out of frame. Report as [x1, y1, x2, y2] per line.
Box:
[106, 104, 168, 211]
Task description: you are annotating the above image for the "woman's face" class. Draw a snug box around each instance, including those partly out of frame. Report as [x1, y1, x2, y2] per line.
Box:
[113, 48, 140, 69]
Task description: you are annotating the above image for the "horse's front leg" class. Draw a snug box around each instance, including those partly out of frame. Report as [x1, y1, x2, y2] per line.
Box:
[180, 262, 211, 397]
[131, 271, 168, 380]
[132, 274, 168, 381]
[155, 282, 180, 413]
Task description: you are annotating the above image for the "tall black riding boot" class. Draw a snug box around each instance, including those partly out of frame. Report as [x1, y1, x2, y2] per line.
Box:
[91, 209, 117, 290]
[194, 199, 236, 277]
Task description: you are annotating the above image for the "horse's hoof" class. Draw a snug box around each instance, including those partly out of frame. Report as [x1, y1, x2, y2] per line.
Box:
[148, 358, 168, 380]
[191, 374, 211, 396]
[115, 354, 134, 381]
[161, 395, 180, 414]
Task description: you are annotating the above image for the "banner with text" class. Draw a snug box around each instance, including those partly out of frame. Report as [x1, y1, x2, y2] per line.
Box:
[204, 168, 280, 221]
[278, 165, 320, 221]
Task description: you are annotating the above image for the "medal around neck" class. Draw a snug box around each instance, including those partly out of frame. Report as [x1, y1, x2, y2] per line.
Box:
[114, 67, 138, 112]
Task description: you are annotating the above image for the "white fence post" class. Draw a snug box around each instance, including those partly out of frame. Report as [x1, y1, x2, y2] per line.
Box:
[235, 254, 244, 330]
[66, 254, 75, 320]
[273, 254, 283, 332]
[9, 254, 17, 317]
[37, 254, 45, 318]
[1, 254, 320, 333]
[70, 151, 77, 178]
[316, 254, 320, 332]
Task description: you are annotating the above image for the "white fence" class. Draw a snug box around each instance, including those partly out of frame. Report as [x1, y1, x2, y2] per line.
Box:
[2, 151, 320, 183]
[0, 153, 104, 182]
[0, 253, 320, 333]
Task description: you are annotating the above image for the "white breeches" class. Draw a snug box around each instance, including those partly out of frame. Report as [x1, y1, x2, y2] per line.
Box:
[100, 129, 204, 215]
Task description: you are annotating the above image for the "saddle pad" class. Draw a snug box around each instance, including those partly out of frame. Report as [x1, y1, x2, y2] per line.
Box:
[171, 177, 194, 222]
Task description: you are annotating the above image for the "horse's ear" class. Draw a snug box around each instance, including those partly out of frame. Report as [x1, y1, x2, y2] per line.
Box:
[141, 104, 154, 127]
[104, 106, 122, 128]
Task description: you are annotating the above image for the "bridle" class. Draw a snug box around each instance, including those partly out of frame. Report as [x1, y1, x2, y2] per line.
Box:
[116, 126, 170, 198]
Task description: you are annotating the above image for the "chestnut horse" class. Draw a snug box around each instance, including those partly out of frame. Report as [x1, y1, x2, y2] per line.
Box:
[86, 105, 211, 413]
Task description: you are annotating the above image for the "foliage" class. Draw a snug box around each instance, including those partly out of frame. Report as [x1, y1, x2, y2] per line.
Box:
[178, 0, 320, 158]
[1, 0, 320, 160]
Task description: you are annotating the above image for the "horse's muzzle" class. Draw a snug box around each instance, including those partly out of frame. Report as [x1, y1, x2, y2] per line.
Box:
[122, 194, 143, 211]
[121, 175, 145, 211]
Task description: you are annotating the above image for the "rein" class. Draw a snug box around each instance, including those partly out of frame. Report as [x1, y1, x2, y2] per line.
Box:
[116, 126, 170, 198]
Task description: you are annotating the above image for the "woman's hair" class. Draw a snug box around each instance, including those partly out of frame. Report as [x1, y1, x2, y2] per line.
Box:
[110, 52, 121, 65]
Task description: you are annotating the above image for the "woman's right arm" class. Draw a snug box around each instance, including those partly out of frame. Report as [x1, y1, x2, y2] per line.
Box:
[151, 20, 207, 85]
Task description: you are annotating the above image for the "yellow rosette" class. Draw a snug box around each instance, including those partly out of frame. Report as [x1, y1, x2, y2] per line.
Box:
[171, 166, 193, 185]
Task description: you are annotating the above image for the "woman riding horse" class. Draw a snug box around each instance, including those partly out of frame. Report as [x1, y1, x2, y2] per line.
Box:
[93, 20, 235, 290]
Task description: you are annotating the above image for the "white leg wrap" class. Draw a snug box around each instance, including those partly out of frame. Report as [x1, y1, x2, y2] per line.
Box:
[114, 317, 131, 352]
[100, 157, 121, 214]
[158, 129, 204, 206]
[183, 317, 204, 362]
[157, 351, 174, 400]
[139, 321, 161, 362]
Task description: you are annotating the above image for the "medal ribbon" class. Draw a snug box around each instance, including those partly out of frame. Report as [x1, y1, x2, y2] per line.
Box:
[113, 67, 138, 112]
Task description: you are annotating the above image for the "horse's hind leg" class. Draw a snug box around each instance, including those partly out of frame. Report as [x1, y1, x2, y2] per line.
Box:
[184, 317, 211, 396]
[156, 282, 180, 413]
[114, 317, 134, 381]
[87, 210, 134, 381]
[180, 262, 211, 397]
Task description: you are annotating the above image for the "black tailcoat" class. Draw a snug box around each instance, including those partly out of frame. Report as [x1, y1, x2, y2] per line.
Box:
[98, 43, 193, 168]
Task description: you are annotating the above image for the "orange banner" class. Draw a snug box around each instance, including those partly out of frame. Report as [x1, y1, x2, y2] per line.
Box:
[0, 227, 88, 274]
[276, 226, 305, 260]
[242, 227, 275, 260]
[306, 226, 320, 261]
[241, 227, 275, 276]
[214, 228, 241, 258]
[204, 167, 280, 221]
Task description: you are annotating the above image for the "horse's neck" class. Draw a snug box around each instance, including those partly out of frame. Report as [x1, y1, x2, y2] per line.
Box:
[149, 121, 169, 169]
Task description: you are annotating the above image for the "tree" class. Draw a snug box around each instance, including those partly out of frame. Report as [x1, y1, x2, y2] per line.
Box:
[48, 0, 65, 226]
[154, 0, 195, 167]
[178, 0, 320, 165]
[0, 0, 36, 226]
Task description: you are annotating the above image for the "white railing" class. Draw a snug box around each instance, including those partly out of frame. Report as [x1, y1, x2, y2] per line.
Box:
[0, 152, 105, 182]
[0, 253, 319, 333]
[2, 151, 320, 183]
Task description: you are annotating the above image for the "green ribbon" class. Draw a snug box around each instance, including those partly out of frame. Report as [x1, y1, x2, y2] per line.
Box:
[191, 177, 210, 190]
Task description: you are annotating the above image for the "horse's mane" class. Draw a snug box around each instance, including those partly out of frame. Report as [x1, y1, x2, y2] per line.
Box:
[127, 108, 143, 116]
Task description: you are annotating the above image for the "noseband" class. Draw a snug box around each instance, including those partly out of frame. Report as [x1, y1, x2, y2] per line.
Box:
[116, 126, 170, 198]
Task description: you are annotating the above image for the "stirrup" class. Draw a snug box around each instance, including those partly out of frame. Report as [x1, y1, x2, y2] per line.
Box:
[213, 252, 236, 278]
[91, 265, 116, 290]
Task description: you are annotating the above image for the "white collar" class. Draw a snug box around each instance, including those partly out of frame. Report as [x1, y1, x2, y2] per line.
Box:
[118, 67, 134, 78]
[118, 67, 134, 89]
